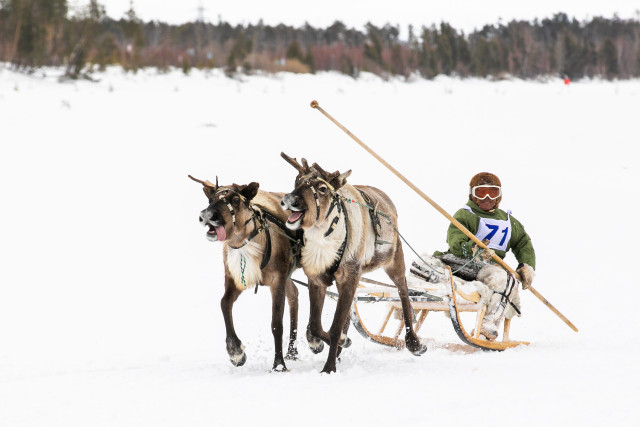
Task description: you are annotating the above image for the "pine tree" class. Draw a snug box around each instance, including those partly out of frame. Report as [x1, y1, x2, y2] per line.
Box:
[226, 29, 252, 74]
[457, 35, 471, 74]
[64, 0, 106, 78]
[364, 24, 385, 71]
[94, 33, 119, 70]
[562, 29, 583, 79]
[418, 27, 438, 78]
[437, 23, 458, 74]
[303, 47, 315, 73]
[5, 0, 67, 67]
[285, 40, 303, 61]
[436, 30, 453, 74]
[601, 38, 619, 79]
[121, 1, 145, 71]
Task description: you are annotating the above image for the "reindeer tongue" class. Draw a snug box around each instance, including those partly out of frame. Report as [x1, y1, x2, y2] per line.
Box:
[287, 211, 303, 223]
[215, 225, 226, 241]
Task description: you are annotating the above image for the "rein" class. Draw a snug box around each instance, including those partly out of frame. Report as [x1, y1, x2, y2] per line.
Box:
[337, 191, 443, 278]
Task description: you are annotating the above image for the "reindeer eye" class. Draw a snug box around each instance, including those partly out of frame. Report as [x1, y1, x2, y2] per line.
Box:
[317, 185, 328, 195]
[231, 196, 240, 206]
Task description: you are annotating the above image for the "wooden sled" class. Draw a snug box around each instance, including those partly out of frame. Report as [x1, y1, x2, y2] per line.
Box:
[349, 267, 529, 351]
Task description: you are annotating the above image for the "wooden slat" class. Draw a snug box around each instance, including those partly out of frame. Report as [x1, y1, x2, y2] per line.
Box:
[474, 305, 487, 339]
[503, 318, 511, 342]
[379, 305, 395, 335]
[414, 310, 429, 333]
[388, 301, 482, 312]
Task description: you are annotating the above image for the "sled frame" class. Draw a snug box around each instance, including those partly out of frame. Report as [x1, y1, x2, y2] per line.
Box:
[349, 267, 529, 351]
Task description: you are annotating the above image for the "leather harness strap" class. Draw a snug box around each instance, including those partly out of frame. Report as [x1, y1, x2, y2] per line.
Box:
[357, 189, 381, 240]
[327, 197, 348, 277]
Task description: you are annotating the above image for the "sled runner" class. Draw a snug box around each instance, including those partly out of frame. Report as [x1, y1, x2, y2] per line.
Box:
[348, 264, 529, 352]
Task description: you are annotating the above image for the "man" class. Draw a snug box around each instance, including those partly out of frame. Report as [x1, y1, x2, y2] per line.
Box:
[437, 172, 536, 340]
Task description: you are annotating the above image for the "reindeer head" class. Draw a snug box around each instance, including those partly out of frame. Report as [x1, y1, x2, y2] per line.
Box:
[279, 153, 351, 230]
[189, 175, 260, 245]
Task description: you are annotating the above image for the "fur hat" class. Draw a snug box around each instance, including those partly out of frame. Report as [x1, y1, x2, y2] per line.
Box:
[469, 172, 502, 208]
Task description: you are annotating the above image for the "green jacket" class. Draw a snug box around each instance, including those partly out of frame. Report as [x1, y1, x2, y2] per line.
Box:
[437, 200, 536, 269]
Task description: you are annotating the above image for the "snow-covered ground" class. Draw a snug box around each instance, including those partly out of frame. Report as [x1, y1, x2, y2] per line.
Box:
[0, 66, 638, 426]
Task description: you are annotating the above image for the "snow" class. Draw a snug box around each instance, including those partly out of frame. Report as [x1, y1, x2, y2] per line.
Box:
[1, 65, 638, 426]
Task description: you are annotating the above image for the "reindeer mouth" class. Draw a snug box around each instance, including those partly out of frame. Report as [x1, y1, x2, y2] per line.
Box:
[206, 223, 227, 241]
[286, 210, 305, 227]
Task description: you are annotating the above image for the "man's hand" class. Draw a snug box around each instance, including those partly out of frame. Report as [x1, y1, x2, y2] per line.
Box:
[472, 239, 494, 261]
[516, 263, 535, 290]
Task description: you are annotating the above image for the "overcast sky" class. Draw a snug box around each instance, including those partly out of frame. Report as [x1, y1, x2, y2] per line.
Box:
[78, 1, 640, 34]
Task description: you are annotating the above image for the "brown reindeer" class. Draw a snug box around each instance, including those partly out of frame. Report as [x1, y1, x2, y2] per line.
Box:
[189, 175, 303, 371]
[279, 154, 427, 373]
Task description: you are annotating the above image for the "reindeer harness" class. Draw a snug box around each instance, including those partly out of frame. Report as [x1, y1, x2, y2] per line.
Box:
[297, 174, 349, 277]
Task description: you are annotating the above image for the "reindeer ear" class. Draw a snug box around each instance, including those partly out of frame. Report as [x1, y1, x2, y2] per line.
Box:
[331, 170, 352, 189]
[203, 186, 214, 198]
[240, 182, 260, 201]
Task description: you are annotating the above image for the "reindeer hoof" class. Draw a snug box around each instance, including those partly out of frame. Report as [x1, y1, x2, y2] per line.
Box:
[230, 352, 247, 367]
[226, 339, 246, 366]
[407, 337, 428, 356]
[339, 335, 352, 348]
[306, 329, 325, 354]
[412, 344, 428, 356]
[272, 362, 289, 372]
[309, 341, 324, 354]
[320, 363, 337, 374]
[285, 347, 299, 361]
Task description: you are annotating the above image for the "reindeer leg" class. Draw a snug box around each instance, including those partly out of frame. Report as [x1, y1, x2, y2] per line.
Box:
[307, 277, 330, 354]
[221, 276, 247, 366]
[385, 241, 427, 356]
[284, 278, 299, 360]
[321, 268, 359, 374]
[269, 275, 288, 372]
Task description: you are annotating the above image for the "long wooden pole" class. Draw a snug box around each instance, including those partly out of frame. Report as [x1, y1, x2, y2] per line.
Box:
[310, 100, 578, 332]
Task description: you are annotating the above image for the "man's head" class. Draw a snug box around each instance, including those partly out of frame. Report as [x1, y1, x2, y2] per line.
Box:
[469, 172, 502, 211]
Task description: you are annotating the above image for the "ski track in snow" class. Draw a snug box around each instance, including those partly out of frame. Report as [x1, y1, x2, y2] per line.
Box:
[0, 66, 638, 426]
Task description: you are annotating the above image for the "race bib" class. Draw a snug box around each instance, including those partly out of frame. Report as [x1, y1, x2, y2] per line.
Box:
[463, 206, 512, 251]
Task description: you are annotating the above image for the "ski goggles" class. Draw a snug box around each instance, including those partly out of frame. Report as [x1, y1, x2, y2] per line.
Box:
[470, 185, 502, 200]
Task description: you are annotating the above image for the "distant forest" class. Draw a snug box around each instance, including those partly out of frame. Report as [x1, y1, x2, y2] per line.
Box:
[1, 0, 639, 80]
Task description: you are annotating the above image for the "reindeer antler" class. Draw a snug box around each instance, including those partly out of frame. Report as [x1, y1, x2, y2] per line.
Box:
[311, 163, 340, 181]
[188, 174, 217, 189]
[281, 152, 311, 173]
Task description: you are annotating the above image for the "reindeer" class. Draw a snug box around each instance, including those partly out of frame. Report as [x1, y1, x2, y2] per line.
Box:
[189, 175, 303, 371]
[279, 153, 427, 373]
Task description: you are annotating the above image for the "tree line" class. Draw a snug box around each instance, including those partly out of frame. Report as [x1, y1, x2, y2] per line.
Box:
[1, 0, 639, 80]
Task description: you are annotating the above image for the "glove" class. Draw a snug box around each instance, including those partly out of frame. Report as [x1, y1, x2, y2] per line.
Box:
[472, 239, 494, 261]
[516, 263, 535, 290]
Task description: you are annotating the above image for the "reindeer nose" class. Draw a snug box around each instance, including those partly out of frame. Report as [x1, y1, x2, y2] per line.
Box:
[282, 194, 302, 209]
[200, 209, 219, 224]
[199, 210, 209, 224]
